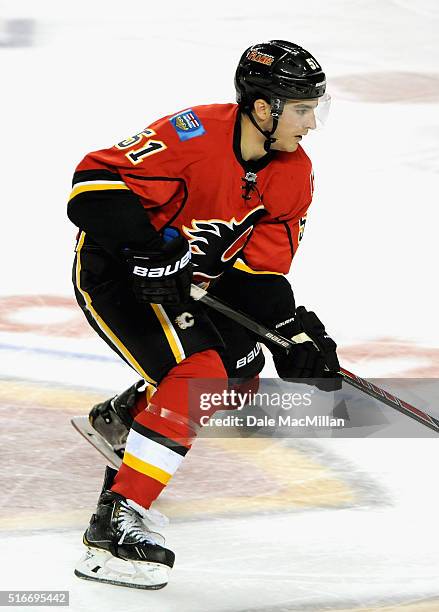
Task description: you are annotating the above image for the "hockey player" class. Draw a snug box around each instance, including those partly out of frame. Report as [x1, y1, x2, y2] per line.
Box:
[67, 40, 341, 589]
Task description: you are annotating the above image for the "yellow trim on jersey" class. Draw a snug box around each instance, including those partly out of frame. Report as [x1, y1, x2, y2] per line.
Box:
[69, 181, 130, 202]
[123, 451, 172, 485]
[233, 258, 283, 275]
[150, 304, 186, 364]
[146, 383, 156, 403]
[75, 232, 156, 385]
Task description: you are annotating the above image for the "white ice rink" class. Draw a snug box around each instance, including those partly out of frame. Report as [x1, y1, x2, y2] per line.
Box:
[1, 1, 439, 610]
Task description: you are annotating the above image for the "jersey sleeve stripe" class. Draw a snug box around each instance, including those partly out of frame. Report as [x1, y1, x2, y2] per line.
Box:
[68, 181, 130, 202]
[72, 169, 122, 185]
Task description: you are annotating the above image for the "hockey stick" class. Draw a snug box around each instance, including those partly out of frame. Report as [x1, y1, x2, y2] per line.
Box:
[190, 284, 439, 434]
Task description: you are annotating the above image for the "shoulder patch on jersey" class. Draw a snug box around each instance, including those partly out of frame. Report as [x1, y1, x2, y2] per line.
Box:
[169, 109, 206, 141]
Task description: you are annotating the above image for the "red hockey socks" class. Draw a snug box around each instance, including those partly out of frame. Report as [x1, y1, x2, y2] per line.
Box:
[111, 349, 227, 508]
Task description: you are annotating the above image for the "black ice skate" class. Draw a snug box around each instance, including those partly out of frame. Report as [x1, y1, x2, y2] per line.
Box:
[75, 466, 175, 589]
[71, 380, 146, 468]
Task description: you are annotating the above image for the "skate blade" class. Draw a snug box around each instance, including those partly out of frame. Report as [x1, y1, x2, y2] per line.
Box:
[71, 416, 122, 468]
[74, 547, 169, 590]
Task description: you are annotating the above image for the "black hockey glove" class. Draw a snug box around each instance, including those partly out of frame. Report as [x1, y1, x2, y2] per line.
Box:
[124, 232, 192, 305]
[273, 306, 342, 392]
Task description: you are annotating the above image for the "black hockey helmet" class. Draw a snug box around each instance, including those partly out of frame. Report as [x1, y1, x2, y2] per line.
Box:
[235, 40, 326, 109]
[235, 40, 327, 151]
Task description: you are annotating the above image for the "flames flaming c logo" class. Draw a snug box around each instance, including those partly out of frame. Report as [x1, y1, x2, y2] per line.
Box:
[182, 205, 266, 280]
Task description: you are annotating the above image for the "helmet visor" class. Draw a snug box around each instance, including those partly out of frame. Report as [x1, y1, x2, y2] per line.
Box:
[315, 92, 331, 129]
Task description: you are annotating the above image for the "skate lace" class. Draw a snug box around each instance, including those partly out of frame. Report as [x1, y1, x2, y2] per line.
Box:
[116, 500, 166, 547]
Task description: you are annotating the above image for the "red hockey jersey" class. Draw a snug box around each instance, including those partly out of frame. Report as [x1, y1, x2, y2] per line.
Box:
[69, 103, 314, 280]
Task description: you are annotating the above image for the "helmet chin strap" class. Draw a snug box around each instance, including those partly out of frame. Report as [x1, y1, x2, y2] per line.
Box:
[247, 98, 285, 152]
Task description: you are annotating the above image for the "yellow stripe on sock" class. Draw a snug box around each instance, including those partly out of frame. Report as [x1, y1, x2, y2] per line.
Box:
[123, 451, 172, 485]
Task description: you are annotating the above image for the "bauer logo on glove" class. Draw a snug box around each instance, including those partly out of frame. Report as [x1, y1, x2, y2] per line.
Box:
[273, 306, 342, 392]
[132, 250, 191, 278]
[123, 228, 193, 305]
